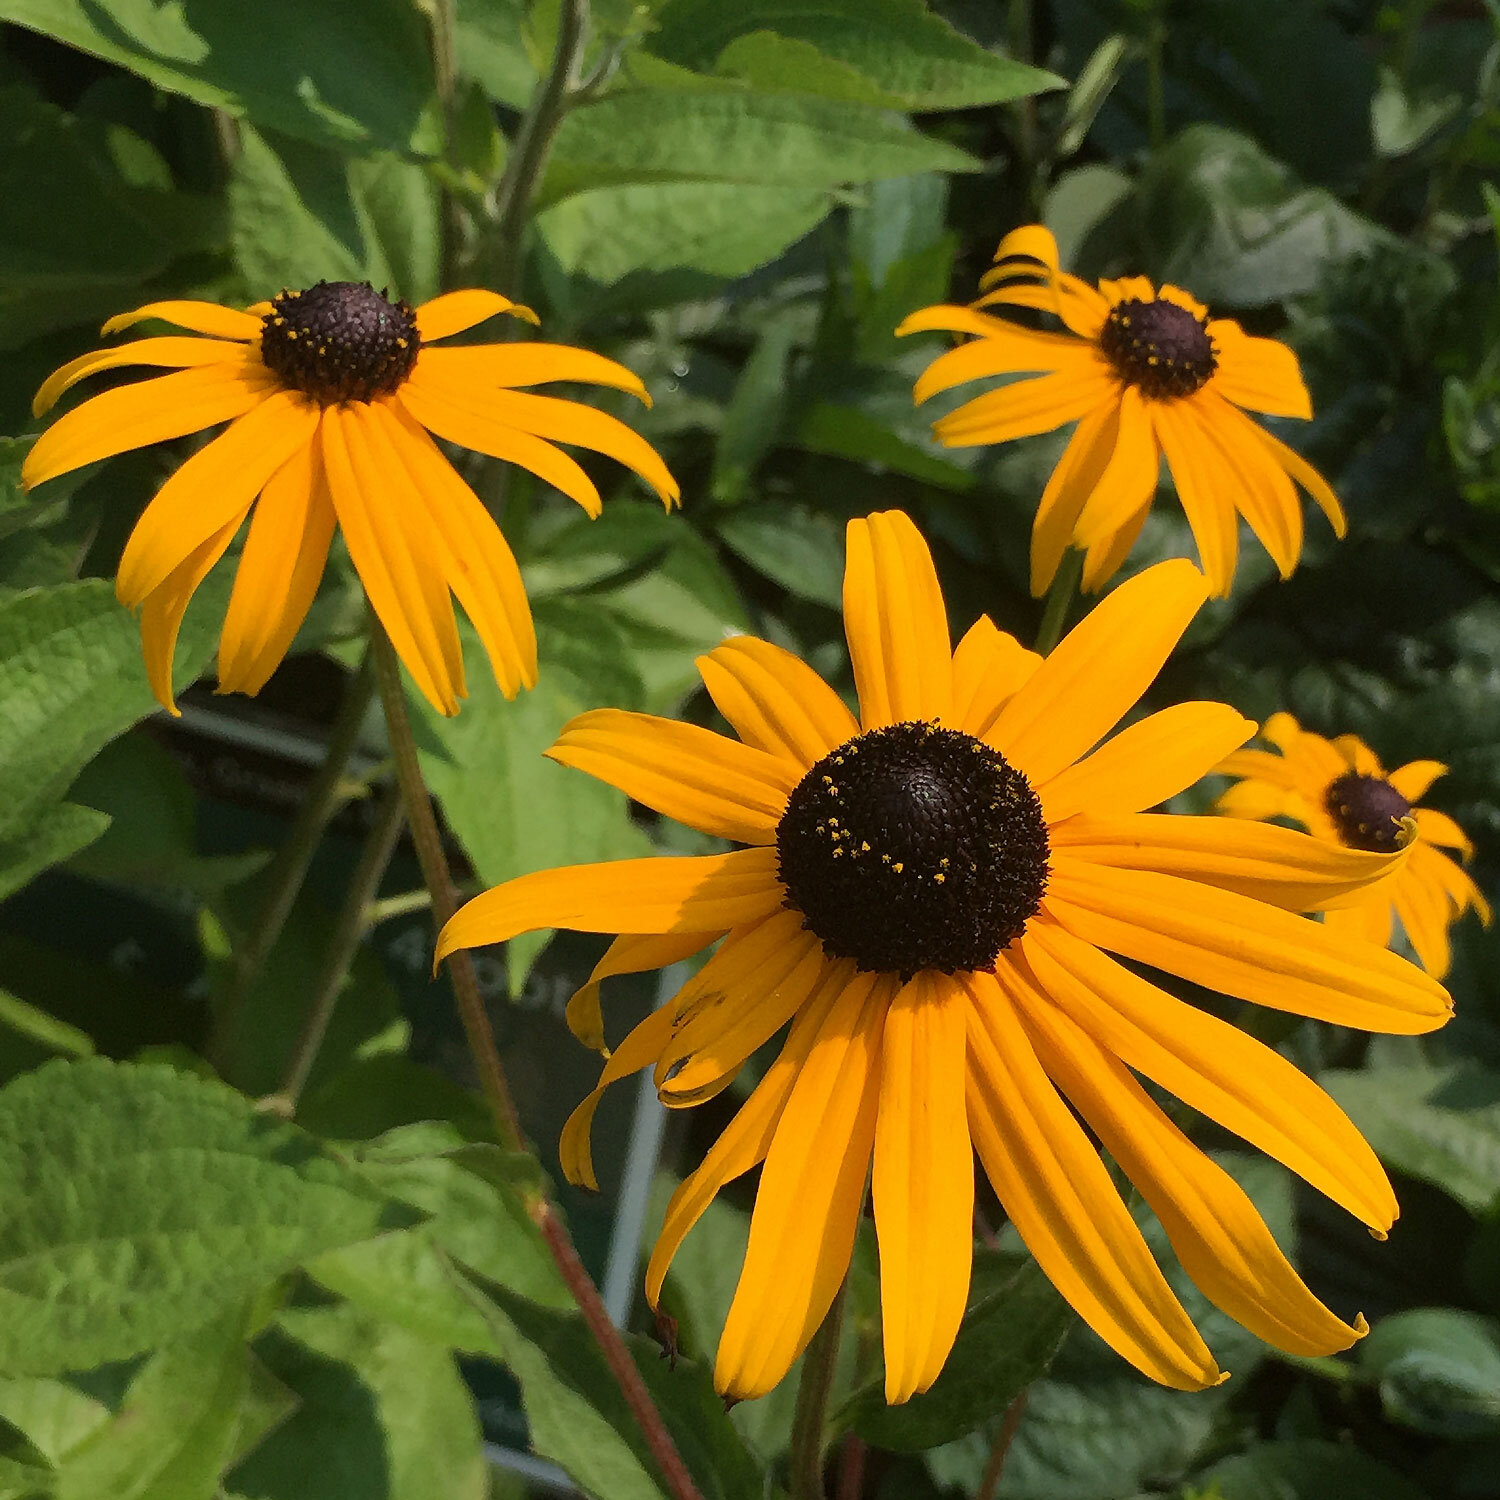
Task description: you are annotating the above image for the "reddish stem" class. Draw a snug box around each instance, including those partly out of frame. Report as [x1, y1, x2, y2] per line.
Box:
[976, 1392, 1029, 1500]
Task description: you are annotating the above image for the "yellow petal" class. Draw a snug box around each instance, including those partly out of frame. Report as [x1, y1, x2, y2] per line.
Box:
[966, 967, 1222, 1390]
[1078, 498, 1152, 595]
[1413, 806, 1473, 856]
[896, 303, 1080, 346]
[1389, 760, 1447, 802]
[1050, 815, 1407, 912]
[33, 337, 251, 418]
[1331, 734, 1382, 776]
[435, 847, 784, 962]
[102, 299, 264, 341]
[1019, 921, 1398, 1230]
[1208, 322, 1313, 420]
[988, 558, 1208, 786]
[565, 931, 719, 1053]
[322, 402, 465, 716]
[216, 438, 337, 696]
[874, 972, 973, 1403]
[1044, 860, 1452, 1034]
[973, 278, 1110, 341]
[115, 389, 318, 606]
[912, 329, 1095, 405]
[1040, 703, 1254, 824]
[1213, 778, 1297, 823]
[715, 972, 888, 1400]
[949, 615, 1041, 739]
[696, 635, 857, 770]
[416, 342, 647, 401]
[933, 367, 1115, 448]
[23, 362, 275, 491]
[415, 288, 538, 340]
[1029, 399, 1122, 596]
[547, 708, 796, 845]
[1016, 993, 1365, 1357]
[1154, 397, 1238, 597]
[1393, 858, 1454, 977]
[843, 510, 953, 728]
[1322, 897, 1394, 950]
[375, 400, 538, 699]
[1251, 423, 1346, 537]
[1072, 386, 1162, 548]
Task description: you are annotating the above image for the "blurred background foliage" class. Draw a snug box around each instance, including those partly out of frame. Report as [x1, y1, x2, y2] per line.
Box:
[0, 1, 1496, 1497]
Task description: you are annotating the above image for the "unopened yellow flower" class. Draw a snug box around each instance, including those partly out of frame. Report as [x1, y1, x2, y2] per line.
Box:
[438, 511, 1448, 1405]
[898, 225, 1344, 599]
[23, 283, 678, 715]
[1216, 714, 1492, 977]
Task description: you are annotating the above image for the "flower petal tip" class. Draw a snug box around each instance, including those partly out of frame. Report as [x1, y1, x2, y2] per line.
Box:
[1352, 1312, 1370, 1338]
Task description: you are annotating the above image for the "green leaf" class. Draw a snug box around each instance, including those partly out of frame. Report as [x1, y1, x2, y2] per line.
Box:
[1321, 1059, 1500, 1215]
[455, 0, 537, 108]
[716, 504, 845, 609]
[225, 1303, 487, 1500]
[1359, 1308, 1500, 1438]
[0, 82, 223, 348]
[845, 1248, 1073, 1452]
[793, 401, 977, 492]
[229, 125, 442, 303]
[711, 323, 799, 501]
[0, 0, 439, 155]
[0, 802, 110, 904]
[648, 0, 1062, 110]
[0, 576, 228, 843]
[1136, 125, 1390, 306]
[543, 88, 980, 204]
[1192, 1440, 1429, 1500]
[51, 1305, 257, 1500]
[0, 1058, 414, 1375]
[536, 180, 831, 283]
[0, 985, 93, 1060]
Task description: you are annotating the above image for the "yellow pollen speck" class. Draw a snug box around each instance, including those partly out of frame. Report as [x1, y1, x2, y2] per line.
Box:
[860, 841, 871, 852]
[893, 861, 904, 873]
[934, 872, 946, 883]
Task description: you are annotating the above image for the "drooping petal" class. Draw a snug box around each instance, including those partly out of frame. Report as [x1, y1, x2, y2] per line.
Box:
[417, 342, 647, 400]
[933, 368, 1116, 448]
[1029, 398, 1122, 596]
[1389, 760, 1447, 802]
[435, 847, 784, 962]
[949, 615, 1041, 739]
[1213, 777, 1298, 823]
[139, 512, 246, 714]
[216, 436, 337, 696]
[116, 389, 318, 606]
[965, 967, 1222, 1390]
[33, 337, 252, 417]
[1039, 703, 1254, 825]
[1413, 806, 1473, 856]
[1015, 991, 1365, 1356]
[23, 362, 276, 491]
[987, 558, 1208, 786]
[1079, 498, 1152, 594]
[1215, 747, 1301, 789]
[1251, 424, 1346, 536]
[1044, 860, 1452, 1034]
[1153, 397, 1239, 597]
[1050, 815, 1406, 911]
[716, 972, 888, 1401]
[696, 635, 858, 770]
[973, 278, 1110, 341]
[321, 402, 466, 716]
[565, 931, 719, 1053]
[1392, 858, 1454, 977]
[1322, 897, 1394, 950]
[874, 971, 973, 1403]
[415, 289, 538, 341]
[1414, 840, 1492, 923]
[102, 300, 264, 341]
[1072, 386, 1162, 549]
[911, 329, 1096, 404]
[547, 709, 796, 845]
[843, 511, 953, 728]
[373, 400, 538, 698]
[1208, 322, 1313, 420]
[1019, 921, 1398, 1230]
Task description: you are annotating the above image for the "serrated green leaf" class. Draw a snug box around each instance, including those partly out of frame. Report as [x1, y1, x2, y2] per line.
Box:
[0, 0, 439, 155]
[1359, 1308, 1500, 1438]
[0, 1058, 414, 1375]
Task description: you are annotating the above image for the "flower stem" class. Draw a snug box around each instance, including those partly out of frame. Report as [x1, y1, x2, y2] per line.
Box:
[427, 0, 466, 290]
[488, 0, 590, 289]
[268, 780, 407, 1111]
[976, 1392, 1029, 1500]
[209, 651, 376, 1075]
[789, 1275, 851, 1500]
[1145, 15, 1168, 150]
[368, 619, 705, 1500]
[1033, 549, 1083, 656]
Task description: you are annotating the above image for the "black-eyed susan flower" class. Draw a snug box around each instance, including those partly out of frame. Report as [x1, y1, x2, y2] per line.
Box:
[437, 511, 1450, 1405]
[1215, 713, 1492, 977]
[22, 283, 678, 716]
[897, 225, 1343, 599]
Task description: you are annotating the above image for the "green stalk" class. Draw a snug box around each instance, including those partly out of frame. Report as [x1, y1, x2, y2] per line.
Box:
[1033, 548, 1083, 656]
[788, 1275, 852, 1500]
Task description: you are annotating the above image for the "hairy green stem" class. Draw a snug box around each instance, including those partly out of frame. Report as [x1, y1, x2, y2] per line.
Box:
[270, 781, 407, 1110]
[789, 1275, 851, 1500]
[1033, 548, 1083, 656]
[488, 0, 591, 289]
[210, 652, 376, 1075]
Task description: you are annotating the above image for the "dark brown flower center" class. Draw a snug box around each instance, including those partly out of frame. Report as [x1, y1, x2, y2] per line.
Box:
[1324, 772, 1412, 852]
[1099, 296, 1216, 399]
[776, 722, 1050, 977]
[259, 281, 418, 404]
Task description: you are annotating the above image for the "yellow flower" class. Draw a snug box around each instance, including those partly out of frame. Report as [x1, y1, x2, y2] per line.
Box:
[22, 284, 679, 716]
[1216, 713, 1493, 977]
[897, 225, 1344, 599]
[437, 511, 1449, 1405]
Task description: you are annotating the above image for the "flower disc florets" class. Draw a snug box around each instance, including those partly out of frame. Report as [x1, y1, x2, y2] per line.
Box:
[1099, 297, 1217, 399]
[260, 281, 418, 404]
[776, 721, 1050, 977]
[1325, 772, 1412, 853]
